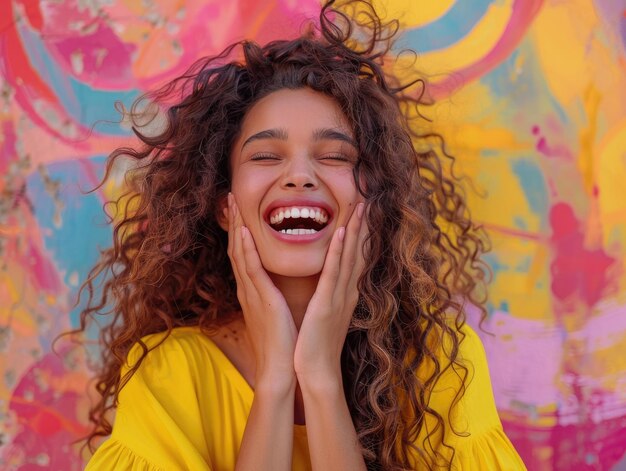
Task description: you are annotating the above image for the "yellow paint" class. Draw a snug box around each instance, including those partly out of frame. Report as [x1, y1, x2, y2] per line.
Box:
[371, 0, 454, 28]
[526, 244, 549, 294]
[596, 119, 626, 297]
[596, 120, 626, 221]
[392, 2, 511, 78]
[531, 0, 601, 107]
[0, 272, 22, 310]
[578, 84, 600, 196]
[592, 335, 626, 391]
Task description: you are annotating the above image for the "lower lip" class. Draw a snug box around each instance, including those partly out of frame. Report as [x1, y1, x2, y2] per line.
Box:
[266, 223, 331, 243]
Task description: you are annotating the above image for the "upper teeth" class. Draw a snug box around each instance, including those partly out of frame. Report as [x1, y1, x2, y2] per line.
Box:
[269, 206, 329, 225]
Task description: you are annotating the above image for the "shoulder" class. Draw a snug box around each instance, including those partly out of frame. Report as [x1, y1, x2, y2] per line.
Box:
[126, 326, 208, 361]
[123, 326, 222, 383]
[127, 326, 211, 358]
[418, 323, 527, 469]
[425, 323, 499, 434]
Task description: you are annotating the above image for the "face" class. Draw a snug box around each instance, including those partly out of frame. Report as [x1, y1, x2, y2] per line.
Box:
[229, 87, 362, 278]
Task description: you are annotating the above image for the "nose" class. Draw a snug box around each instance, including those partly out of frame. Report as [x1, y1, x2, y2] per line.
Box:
[280, 156, 317, 189]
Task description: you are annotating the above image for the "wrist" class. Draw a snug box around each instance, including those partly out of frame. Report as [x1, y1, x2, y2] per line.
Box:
[297, 369, 344, 397]
[254, 373, 297, 398]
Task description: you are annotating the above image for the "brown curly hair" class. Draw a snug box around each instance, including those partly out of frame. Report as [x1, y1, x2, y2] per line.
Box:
[74, 1, 489, 468]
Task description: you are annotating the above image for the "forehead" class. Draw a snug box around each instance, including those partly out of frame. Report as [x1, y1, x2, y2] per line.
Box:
[237, 88, 353, 140]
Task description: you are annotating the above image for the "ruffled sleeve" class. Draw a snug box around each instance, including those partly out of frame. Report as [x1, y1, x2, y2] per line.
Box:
[414, 324, 527, 470]
[85, 438, 165, 471]
[84, 330, 215, 470]
[452, 425, 526, 469]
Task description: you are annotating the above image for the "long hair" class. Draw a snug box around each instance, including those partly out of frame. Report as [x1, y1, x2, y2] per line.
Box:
[75, 1, 489, 468]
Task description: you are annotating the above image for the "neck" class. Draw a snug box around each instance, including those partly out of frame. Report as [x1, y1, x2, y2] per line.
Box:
[269, 273, 319, 330]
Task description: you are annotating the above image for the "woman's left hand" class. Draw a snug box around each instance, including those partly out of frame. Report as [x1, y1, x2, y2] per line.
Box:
[294, 202, 368, 386]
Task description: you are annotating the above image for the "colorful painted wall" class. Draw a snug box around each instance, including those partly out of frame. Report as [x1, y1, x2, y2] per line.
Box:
[1, 1, 625, 469]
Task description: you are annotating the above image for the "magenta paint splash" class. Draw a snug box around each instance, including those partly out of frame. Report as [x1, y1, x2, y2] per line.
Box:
[549, 202, 617, 311]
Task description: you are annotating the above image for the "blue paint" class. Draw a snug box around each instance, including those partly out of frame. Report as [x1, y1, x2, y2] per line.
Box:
[401, 0, 494, 52]
[27, 156, 112, 328]
[17, 21, 137, 136]
[480, 48, 523, 98]
[484, 252, 507, 276]
[515, 256, 531, 273]
[479, 43, 569, 124]
[69, 78, 138, 135]
[499, 301, 510, 313]
[511, 159, 548, 216]
[513, 216, 528, 230]
[480, 149, 501, 158]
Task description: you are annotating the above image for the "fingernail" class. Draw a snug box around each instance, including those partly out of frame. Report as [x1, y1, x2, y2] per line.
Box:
[338, 227, 346, 241]
[228, 192, 233, 207]
[357, 203, 365, 218]
[241, 226, 248, 239]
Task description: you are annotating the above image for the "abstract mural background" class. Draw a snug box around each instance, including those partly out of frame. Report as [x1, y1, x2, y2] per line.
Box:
[1, 0, 625, 469]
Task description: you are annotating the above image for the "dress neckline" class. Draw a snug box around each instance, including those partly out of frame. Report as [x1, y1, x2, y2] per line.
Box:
[175, 326, 308, 432]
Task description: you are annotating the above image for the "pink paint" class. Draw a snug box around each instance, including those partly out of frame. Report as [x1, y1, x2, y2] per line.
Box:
[0, 3, 57, 104]
[592, 185, 599, 197]
[137, 2, 237, 87]
[136, 0, 321, 90]
[3, 349, 90, 470]
[16, 0, 44, 31]
[51, 23, 135, 89]
[430, 0, 545, 99]
[549, 203, 617, 310]
[531, 125, 575, 160]
[4, 212, 65, 294]
[0, 120, 17, 174]
[536, 136, 575, 160]
[470, 308, 626, 469]
[481, 222, 543, 241]
[504, 414, 626, 470]
[0, 2, 91, 142]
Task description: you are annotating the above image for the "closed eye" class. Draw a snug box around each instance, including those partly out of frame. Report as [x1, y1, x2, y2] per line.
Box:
[319, 154, 356, 164]
[250, 153, 280, 161]
[320, 154, 352, 162]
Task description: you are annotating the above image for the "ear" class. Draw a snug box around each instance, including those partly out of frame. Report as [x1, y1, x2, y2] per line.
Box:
[216, 193, 229, 231]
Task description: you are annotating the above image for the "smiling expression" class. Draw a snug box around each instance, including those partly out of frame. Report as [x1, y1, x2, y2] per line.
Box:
[229, 87, 362, 278]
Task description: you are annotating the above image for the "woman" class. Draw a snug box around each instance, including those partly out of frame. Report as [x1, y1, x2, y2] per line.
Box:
[80, 1, 526, 469]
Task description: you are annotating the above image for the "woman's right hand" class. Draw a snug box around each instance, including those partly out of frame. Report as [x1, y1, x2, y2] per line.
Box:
[226, 193, 298, 392]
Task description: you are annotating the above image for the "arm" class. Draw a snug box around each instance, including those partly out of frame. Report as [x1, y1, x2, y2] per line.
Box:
[227, 195, 298, 471]
[299, 376, 365, 471]
[295, 203, 368, 470]
[236, 381, 296, 471]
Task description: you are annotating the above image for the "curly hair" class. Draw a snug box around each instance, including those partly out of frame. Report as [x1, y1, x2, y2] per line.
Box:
[75, 1, 489, 469]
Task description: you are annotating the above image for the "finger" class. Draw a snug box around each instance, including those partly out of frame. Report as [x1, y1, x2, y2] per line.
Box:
[227, 194, 251, 298]
[347, 204, 369, 292]
[336, 202, 365, 289]
[314, 225, 345, 298]
[227, 193, 234, 258]
[240, 226, 277, 295]
[231, 198, 253, 287]
[231, 198, 279, 305]
[227, 193, 239, 278]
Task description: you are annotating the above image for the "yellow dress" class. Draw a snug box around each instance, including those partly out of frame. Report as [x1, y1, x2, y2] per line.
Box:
[85, 325, 527, 470]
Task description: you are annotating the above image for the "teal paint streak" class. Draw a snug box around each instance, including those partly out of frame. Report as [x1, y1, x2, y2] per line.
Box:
[511, 159, 548, 216]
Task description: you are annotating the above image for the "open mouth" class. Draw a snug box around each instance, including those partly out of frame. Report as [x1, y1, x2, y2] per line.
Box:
[267, 206, 330, 235]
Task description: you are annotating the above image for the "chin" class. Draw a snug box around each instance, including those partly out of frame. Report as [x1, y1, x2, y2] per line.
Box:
[263, 259, 324, 279]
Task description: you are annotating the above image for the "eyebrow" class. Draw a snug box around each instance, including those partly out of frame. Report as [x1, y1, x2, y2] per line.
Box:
[240, 127, 357, 151]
